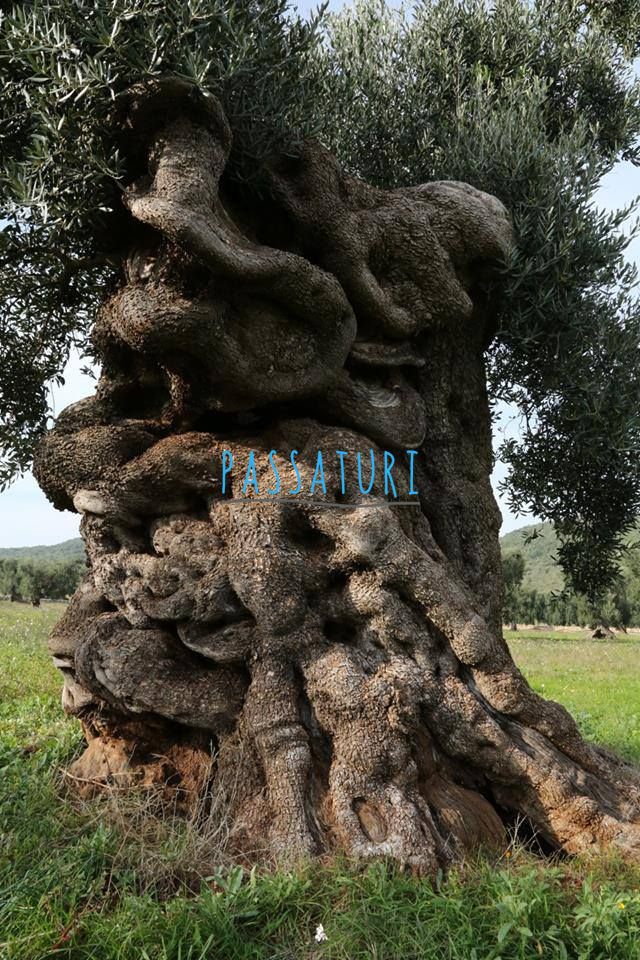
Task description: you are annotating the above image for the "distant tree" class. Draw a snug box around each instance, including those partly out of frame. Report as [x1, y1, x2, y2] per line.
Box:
[0, 559, 20, 601]
[585, 589, 627, 631]
[0, 557, 84, 602]
[502, 551, 525, 629]
[623, 547, 640, 625]
[612, 584, 632, 631]
[547, 593, 567, 626]
[503, 579, 640, 630]
[17, 561, 44, 606]
[50, 559, 85, 598]
[534, 592, 549, 624]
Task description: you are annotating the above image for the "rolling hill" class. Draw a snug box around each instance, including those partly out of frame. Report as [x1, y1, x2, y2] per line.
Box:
[500, 522, 564, 592]
[0, 538, 85, 563]
[500, 520, 640, 595]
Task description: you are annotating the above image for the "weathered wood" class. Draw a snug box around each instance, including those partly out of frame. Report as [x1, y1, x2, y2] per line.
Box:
[35, 80, 640, 872]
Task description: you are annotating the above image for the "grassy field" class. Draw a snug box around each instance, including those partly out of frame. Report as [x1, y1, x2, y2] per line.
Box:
[506, 631, 640, 765]
[1, 602, 640, 959]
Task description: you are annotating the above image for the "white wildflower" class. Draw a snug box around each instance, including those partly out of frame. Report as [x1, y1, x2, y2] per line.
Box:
[314, 923, 328, 943]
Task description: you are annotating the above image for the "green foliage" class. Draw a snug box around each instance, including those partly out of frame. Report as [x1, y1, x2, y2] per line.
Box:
[0, 0, 325, 484]
[501, 523, 564, 592]
[315, 0, 640, 599]
[501, 521, 640, 626]
[502, 550, 525, 626]
[0, 556, 84, 602]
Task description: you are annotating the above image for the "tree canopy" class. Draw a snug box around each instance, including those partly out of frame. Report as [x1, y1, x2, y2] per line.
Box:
[0, 0, 325, 480]
[1, 0, 640, 598]
[0, 555, 84, 603]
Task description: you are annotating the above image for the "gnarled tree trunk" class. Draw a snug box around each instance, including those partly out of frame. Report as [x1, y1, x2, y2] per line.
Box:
[35, 80, 640, 873]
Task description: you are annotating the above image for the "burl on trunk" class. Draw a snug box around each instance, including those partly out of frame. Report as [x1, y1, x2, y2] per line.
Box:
[35, 80, 640, 872]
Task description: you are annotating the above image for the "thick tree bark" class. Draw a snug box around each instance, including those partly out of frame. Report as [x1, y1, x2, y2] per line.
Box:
[35, 80, 640, 872]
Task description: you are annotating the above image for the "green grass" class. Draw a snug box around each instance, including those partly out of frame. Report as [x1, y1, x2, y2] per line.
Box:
[505, 629, 589, 642]
[504, 628, 640, 642]
[507, 633, 640, 764]
[0, 601, 78, 759]
[2, 602, 640, 959]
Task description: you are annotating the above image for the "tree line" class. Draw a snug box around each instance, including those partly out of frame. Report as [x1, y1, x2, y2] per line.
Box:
[503, 553, 640, 630]
[0, 558, 85, 606]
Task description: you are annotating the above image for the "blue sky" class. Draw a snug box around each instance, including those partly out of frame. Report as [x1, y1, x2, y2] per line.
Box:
[0, 0, 638, 547]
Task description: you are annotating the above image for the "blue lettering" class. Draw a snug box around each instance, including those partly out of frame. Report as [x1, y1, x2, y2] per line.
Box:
[356, 449, 375, 494]
[267, 449, 281, 495]
[289, 449, 302, 495]
[310, 450, 327, 495]
[336, 450, 348, 496]
[384, 451, 397, 498]
[242, 451, 260, 495]
[221, 449, 233, 495]
[406, 449, 419, 496]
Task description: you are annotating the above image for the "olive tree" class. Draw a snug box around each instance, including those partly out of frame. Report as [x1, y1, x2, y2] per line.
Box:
[2, 0, 640, 871]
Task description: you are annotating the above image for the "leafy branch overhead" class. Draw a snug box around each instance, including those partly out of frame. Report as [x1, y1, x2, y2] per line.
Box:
[1, 0, 640, 598]
[0, 0, 326, 479]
